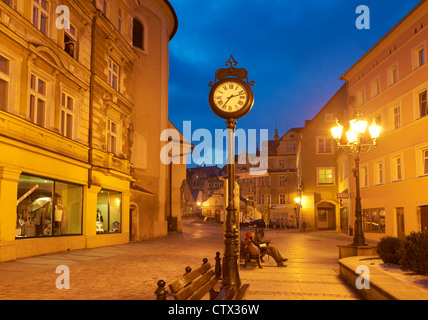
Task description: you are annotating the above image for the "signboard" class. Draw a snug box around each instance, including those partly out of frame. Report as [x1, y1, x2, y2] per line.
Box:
[336, 192, 349, 199]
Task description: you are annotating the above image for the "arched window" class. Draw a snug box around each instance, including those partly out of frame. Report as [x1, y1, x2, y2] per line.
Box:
[133, 18, 144, 49]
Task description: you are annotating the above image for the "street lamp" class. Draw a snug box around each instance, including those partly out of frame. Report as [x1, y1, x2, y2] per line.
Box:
[330, 113, 381, 246]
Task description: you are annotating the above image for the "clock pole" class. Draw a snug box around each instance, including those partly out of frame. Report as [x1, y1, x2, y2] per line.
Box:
[208, 56, 254, 290]
[223, 118, 241, 288]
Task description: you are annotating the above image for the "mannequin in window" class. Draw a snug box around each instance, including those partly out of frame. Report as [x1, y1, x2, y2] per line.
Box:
[55, 198, 64, 235]
[96, 209, 104, 233]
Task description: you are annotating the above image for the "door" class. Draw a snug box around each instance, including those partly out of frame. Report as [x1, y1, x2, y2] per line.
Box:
[396, 207, 405, 239]
[419, 205, 428, 232]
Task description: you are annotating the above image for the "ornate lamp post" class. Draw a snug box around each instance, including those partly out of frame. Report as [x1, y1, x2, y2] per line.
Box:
[330, 113, 381, 246]
[208, 56, 255, 288]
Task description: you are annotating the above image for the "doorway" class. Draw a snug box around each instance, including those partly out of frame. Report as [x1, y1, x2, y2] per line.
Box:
[419, 205, 428, 232]
[395, 207, 405, 239]
[317, 202, 336, 229]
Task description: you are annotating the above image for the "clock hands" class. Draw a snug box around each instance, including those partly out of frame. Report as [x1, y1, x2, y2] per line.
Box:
[223, 93, 245, 108]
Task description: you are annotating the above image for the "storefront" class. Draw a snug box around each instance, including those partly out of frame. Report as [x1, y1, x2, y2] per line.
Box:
[0, 136, 130, 262]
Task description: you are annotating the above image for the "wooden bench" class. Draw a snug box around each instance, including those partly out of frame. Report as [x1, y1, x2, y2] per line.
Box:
[155, 253, 250, 300]
[240, 241, 263, 268]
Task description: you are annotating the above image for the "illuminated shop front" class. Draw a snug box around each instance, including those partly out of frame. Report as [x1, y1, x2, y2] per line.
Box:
[16, 174, 83, 238]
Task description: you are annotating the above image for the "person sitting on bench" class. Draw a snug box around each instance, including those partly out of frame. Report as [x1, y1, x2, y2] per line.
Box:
[245, 232, 288, 267]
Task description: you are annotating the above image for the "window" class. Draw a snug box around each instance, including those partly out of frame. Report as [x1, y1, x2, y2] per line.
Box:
[317, 138, 333, 154]
[107, 119, 119, 154]
[389, 65, 398, 86]
[419, 90, 427, 118]
[99, 0, 107, 16]
[108, 58, 119, 91]
[392, 156, 402, 181]
[133, 18, 144, 49]
[393, 105, 401, 129]
[357, 89, 365, 106]
[97, 189, 121, 234]
[418, 48, 425, 67]
[360, 166, 368, 187]
[60, 92, 74, 139]
[278, 175, 286, 186]
[278, 159, 285, 168]
[0, 54, 10, 111]
[363, 208, 385, 233]
[375, 161, 384, 185]
[266, 194, 271, 205]
[64, 24, 77, 58]
[29, 74, 47, 126]
[371, 77, 380, 97]
[16, 174, 83, 238]
[33, 0, 49, 35]
[413, 46, 425, 69]
[318, 168, 334, 185]
[423, 149, 428, 175]
[279, 194, 286, 205]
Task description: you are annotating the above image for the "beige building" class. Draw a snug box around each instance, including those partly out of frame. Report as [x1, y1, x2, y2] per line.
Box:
[296, 85, 348, 231]
[0, 0, 179, 262]
[340, 0, 428, 238]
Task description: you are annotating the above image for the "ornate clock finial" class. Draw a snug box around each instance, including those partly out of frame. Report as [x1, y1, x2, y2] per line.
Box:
[209, 55, 255, 87]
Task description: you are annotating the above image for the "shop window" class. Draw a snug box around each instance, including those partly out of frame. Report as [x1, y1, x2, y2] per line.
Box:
[0, 54, 10, 111]
[16, 174, 83, 238]
[96, 190, 121, 234]
[363, 208, 385, 233]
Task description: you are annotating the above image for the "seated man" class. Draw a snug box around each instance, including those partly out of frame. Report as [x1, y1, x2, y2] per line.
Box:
[245, 231, 288, 267]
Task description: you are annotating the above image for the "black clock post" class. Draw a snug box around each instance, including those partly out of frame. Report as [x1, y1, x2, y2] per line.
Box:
[208, 56, 255, 288]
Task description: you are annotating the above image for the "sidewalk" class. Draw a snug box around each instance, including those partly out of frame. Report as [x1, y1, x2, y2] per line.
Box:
[0, 218, 425, 300]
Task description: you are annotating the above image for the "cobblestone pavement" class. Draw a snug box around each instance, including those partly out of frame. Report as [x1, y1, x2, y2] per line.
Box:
[0, 218, 377, 300]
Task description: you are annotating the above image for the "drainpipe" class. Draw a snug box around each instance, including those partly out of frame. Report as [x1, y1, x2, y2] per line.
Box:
[88, 14, 97, 188]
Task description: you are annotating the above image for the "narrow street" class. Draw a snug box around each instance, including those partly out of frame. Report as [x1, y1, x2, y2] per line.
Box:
[0, 218, 374, 300]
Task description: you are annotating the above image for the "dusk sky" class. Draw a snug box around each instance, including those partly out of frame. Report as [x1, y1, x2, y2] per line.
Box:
[167, 0, 421, 166]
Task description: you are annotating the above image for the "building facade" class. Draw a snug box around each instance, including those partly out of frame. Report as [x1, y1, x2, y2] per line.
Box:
[0, 0, 179, 261]
[296, 85, 348, 232]
[340, 0, 428, 238]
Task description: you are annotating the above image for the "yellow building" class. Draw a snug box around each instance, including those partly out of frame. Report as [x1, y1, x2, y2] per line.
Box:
[340, 0, 428, 238]
[0, 0, 178, 261]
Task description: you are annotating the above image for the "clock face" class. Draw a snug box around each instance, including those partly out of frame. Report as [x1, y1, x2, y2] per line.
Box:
[213, 81, 248, 113]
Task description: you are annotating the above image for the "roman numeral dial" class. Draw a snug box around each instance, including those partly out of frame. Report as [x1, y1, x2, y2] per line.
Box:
[213, 81, 248, 112]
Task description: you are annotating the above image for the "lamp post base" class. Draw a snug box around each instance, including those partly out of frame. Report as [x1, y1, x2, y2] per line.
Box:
[338, 244, 377, 259]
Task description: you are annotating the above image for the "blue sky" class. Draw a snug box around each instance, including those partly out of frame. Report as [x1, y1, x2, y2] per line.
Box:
[167, 0, 422, 166]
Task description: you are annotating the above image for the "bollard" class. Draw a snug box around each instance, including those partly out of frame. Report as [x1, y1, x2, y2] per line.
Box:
[202, 258, 208, 265]
[184, 266, 192, 275]
[215, 252, 222, 279]
[155, 280, 168, 300]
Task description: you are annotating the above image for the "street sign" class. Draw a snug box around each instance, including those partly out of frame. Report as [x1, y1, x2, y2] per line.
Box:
[336, 192, 349, 199]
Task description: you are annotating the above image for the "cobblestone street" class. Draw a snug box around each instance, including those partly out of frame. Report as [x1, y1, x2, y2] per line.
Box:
[0, 218, 376, 300]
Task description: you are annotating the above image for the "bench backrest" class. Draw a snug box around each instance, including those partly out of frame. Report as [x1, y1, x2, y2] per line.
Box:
[169, 263, 219, 300]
